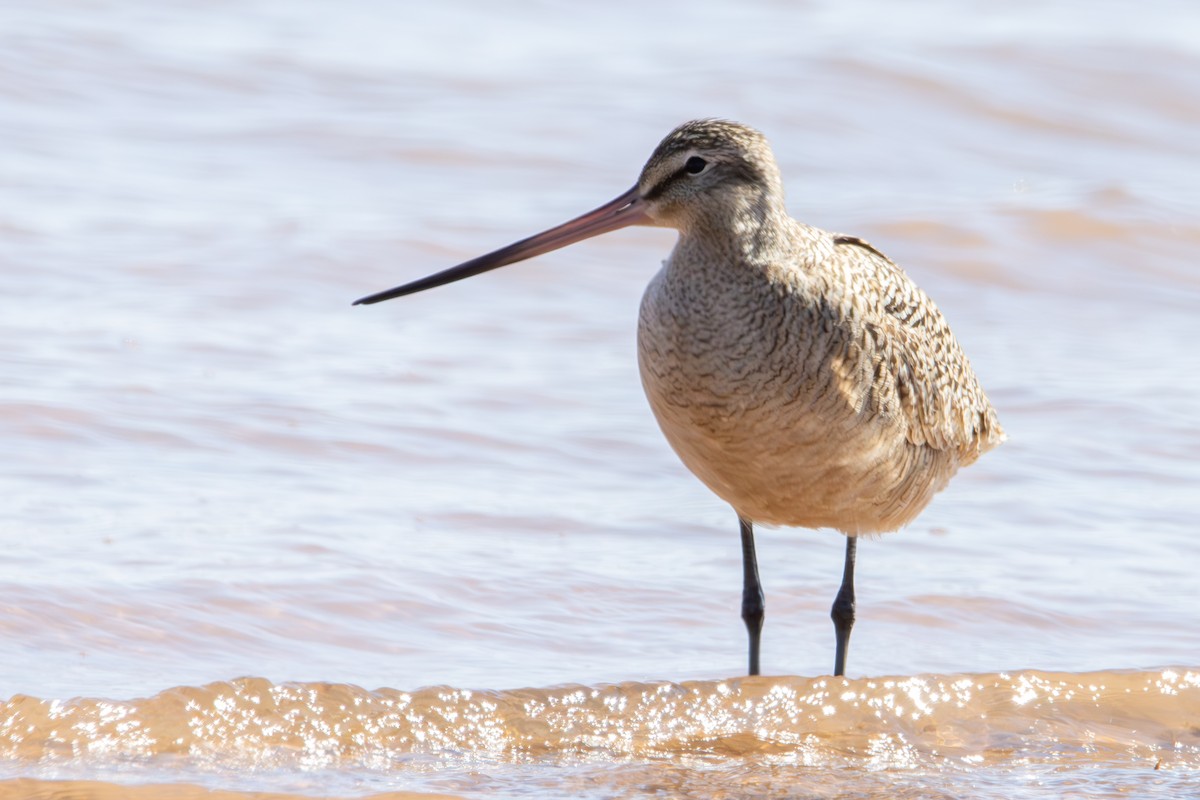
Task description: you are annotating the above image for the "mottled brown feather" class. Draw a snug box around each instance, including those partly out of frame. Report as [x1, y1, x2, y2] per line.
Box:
[635, 120, 1003, 534]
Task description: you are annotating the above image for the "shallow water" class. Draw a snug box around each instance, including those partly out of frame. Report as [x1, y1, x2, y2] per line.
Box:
[2, 0, 1199, 798]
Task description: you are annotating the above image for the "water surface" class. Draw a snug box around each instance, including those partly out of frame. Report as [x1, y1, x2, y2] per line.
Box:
[2, 1, 1199, 797]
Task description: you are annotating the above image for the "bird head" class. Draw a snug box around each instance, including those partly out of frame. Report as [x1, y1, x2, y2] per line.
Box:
[353, 119, 784, 306]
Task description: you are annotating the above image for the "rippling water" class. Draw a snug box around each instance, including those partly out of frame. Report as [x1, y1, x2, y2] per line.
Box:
[2, 1, 1199, 798]
[4, 670, 1199, 798]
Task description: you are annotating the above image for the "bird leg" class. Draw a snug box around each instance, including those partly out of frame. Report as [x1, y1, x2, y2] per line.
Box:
[739, 516, 765, 676]
[831, 535, 858, 677]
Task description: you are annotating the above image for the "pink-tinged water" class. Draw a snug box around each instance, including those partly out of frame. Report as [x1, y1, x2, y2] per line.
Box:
[1, 1, 1198, 798]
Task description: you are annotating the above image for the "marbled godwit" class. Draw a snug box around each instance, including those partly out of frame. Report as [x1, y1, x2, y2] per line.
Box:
[355, 120, 1004, 677]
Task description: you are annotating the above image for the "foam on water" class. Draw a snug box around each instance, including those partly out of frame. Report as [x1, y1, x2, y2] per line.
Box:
[2, 670, 1198, 798]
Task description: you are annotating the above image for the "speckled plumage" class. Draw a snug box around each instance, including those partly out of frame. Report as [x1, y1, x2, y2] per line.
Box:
[634, 120, 1004, 534]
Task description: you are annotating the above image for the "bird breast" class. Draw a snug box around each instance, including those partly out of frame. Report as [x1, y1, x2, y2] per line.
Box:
[635, 232, 985, 534]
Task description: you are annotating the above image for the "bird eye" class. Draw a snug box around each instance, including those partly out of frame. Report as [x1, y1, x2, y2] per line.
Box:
[684, 156, 708, 175]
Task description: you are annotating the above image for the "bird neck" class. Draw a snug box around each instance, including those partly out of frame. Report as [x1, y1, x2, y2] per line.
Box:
[675, 190, 793, 269]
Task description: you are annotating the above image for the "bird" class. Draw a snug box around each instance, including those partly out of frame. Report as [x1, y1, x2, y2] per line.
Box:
[354, 119, 1004, 678]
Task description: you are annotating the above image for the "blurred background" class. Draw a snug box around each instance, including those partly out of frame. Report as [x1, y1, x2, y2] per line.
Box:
[1, 1, 1198, 796]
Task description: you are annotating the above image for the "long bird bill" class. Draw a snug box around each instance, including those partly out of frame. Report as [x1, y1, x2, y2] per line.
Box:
[353, 185, 650, 305]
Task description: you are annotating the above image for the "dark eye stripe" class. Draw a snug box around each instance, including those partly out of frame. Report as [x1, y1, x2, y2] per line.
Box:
[643, 161, 702, 201]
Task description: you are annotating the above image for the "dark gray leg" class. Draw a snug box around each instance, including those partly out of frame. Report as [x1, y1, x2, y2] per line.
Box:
[831, 535, 858, 677]
[739, 516, 764, 676]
